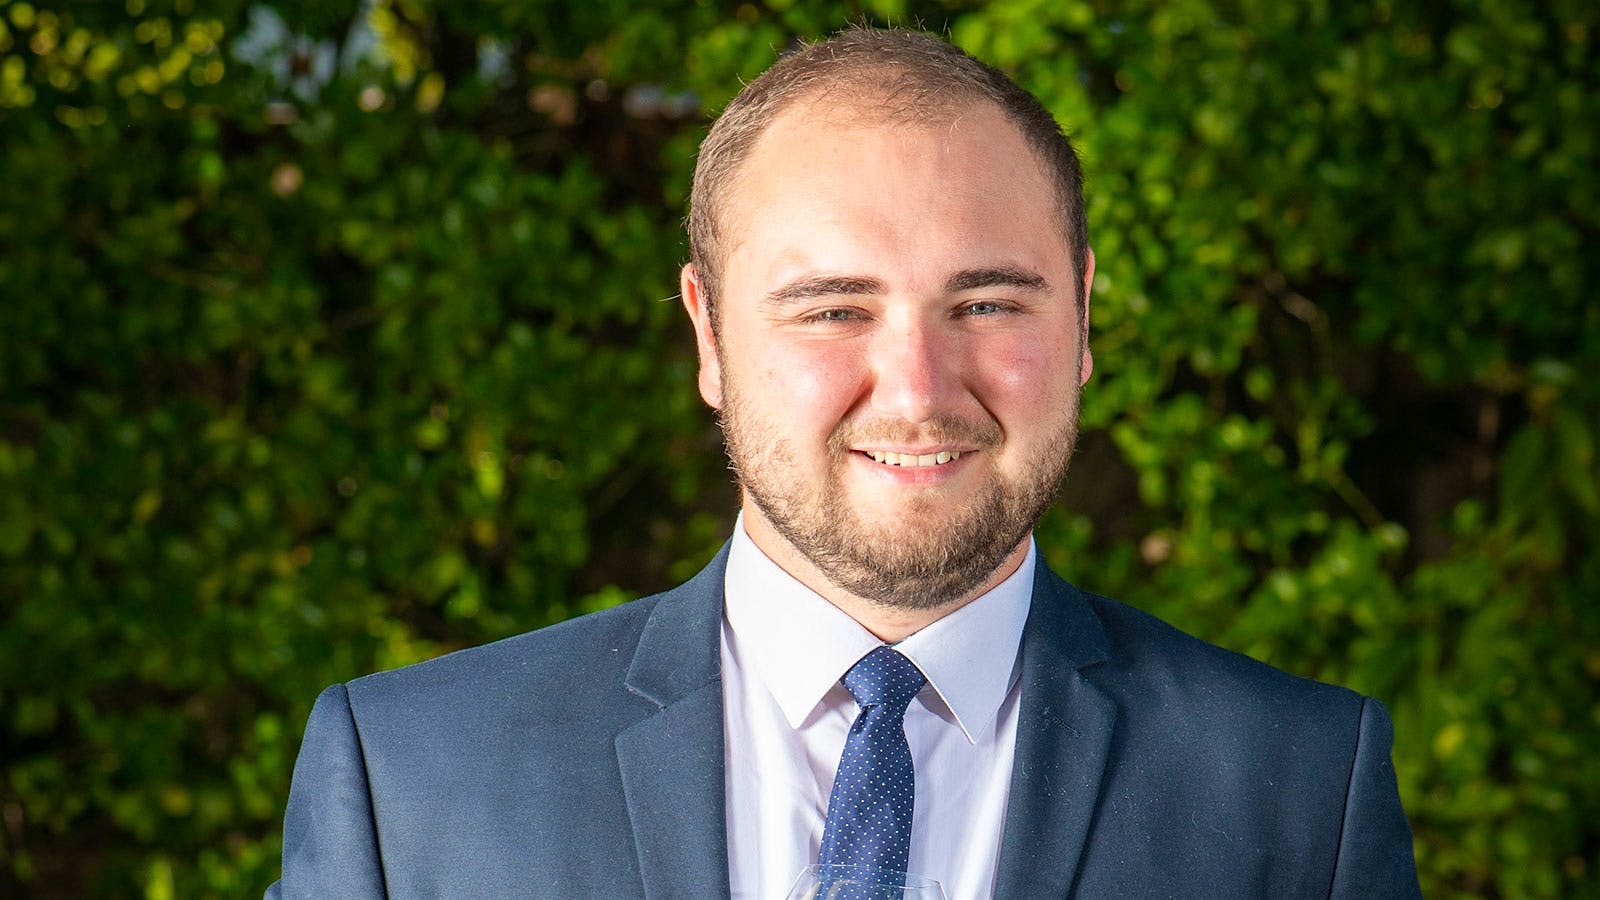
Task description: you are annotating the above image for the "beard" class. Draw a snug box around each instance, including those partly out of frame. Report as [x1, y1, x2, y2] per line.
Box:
[718, 381, 1080, 610]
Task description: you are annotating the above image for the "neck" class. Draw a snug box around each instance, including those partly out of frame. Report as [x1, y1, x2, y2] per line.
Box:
[739, 504, 1031, 643]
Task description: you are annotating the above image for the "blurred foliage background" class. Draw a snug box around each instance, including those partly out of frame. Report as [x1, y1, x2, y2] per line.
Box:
[0, 0, 1595, 896]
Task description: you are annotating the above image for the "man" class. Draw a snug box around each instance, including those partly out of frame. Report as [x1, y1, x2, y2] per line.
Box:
[269, 28, 1421, 899]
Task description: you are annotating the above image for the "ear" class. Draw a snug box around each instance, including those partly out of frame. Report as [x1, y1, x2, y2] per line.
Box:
[680, 263, 724, 409]
[1079, 247, 1095, 386]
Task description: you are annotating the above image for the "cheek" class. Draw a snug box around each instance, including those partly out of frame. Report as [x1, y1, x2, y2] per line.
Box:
[972, 333, 1079, 412]
[742, 341, 866, 428]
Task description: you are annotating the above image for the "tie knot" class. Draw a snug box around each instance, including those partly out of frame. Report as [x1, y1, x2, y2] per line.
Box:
[841, 646, 926, 713]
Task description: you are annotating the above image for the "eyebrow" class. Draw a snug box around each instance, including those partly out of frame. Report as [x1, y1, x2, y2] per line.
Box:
[761, 275, 885, 308]
[944, 266, 1050, 294]
[759, 265, 1052, 309]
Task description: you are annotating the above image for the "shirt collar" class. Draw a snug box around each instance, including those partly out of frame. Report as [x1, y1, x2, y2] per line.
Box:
[723, 515, 1035, 744]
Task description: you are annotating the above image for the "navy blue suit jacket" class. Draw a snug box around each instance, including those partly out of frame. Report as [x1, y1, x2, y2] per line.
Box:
[267, 546, 1421, 898]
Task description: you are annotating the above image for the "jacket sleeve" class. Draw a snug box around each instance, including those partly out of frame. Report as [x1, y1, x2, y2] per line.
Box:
[265, 683, 388, 899]
[1327, 697, 1422, 900]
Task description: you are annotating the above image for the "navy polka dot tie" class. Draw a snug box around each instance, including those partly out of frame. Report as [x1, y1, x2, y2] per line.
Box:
[817, 646, 928, 888]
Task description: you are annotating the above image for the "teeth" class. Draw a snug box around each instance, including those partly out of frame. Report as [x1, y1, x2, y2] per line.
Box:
[866, 450, 962, 467]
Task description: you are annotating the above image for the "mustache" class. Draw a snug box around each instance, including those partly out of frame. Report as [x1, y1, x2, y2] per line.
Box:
[828, 414, 1002, 452]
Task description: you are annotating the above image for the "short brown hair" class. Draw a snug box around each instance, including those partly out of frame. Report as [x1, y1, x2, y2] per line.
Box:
[687, 27, 1089, 322]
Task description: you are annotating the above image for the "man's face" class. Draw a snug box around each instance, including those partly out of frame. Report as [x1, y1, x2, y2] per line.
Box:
[682, 98, 1094, 609]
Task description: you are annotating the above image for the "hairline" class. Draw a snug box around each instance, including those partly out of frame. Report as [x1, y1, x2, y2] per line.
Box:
[688, 31, 1089, 333]
[712, 89, 1078, 292]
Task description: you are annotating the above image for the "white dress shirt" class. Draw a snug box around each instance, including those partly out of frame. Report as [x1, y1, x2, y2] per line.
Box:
[721, 518, 1034, 899]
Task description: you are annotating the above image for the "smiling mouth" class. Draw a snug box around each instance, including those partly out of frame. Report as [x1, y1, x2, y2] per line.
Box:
[863, 450, 963, 467]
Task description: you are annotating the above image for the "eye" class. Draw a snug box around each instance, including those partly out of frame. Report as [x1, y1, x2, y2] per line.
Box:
[962, 301, 1005, 316]
[811, 308, 857, 322]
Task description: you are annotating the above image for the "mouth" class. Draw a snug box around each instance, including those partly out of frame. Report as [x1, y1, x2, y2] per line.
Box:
[860, 449, 964, 468]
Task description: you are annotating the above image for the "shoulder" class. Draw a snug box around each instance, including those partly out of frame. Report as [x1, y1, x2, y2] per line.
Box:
[1032, 566, 1366, 746]
[1086, 588, 1360, 715]
[343, 594, 662, 718]
[1026, 570, 1419, 895]
[341, 543, 730, 721]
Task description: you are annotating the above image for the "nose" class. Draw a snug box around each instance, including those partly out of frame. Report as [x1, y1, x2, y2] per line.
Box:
[866, 315, 961, 425]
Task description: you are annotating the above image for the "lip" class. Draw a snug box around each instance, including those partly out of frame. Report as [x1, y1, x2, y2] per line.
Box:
[853, 446, 978, 455]
[851, 448, 973, 484]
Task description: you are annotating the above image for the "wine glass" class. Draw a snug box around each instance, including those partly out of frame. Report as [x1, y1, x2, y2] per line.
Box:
[784, 864, 947, 900]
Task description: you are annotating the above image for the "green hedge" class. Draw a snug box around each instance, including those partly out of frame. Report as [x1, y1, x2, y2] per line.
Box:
[1, 1, 1595, 896]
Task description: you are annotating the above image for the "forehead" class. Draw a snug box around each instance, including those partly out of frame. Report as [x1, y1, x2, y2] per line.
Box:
[719, 97, 1070, 287]
[741, 93, 1046, 200]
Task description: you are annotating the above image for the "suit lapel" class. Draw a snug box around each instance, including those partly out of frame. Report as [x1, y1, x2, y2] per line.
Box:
[610, 547, 1118, 897]
[994, 565, 1117, 899]
[615, 546, 732, 900]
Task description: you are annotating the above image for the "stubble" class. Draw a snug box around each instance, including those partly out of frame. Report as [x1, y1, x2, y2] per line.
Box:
[718, 381, 1080, 609]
